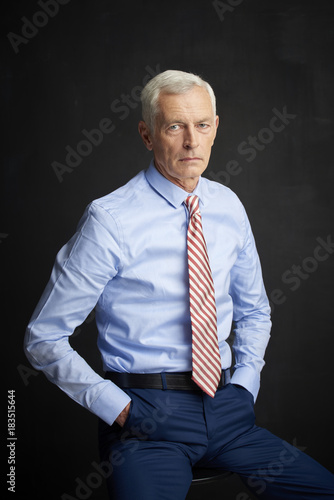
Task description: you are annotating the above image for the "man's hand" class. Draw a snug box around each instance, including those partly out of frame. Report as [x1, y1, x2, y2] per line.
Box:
[115, 402, 131, 427]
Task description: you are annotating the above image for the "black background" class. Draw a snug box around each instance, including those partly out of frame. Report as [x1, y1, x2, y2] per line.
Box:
[2, 1, 334, 499]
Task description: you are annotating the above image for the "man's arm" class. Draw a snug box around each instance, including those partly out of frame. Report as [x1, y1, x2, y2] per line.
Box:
[24, 203, 131, 425]
[229, 207, 271, 401]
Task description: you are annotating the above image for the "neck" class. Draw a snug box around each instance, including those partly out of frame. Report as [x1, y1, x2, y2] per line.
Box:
[173, 177, 199, 192]
[154, 162, 199, 192]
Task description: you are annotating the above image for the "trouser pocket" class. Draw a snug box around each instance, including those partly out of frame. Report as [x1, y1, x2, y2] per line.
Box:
[121, 388, 182, 441]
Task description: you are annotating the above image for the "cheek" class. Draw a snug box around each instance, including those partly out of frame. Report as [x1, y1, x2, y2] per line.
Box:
[153, 137, 183, 163]
[165, 143, 181, 159]
[204, 138, 215, 153]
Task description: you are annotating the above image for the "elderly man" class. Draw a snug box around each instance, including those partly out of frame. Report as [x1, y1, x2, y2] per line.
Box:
[25, 70, 334, 499]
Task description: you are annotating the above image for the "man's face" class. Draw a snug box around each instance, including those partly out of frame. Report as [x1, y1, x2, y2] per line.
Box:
[139, 86, 219, 192]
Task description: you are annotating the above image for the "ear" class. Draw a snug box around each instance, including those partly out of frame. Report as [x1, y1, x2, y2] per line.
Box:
[138, 121, 153, 151]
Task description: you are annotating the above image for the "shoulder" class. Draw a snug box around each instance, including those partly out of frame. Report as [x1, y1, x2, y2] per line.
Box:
[74, 170, 148, 235]
[201, 176, 250, 242]
[90, 169, 148, 214]
[201, 176, 245, 211]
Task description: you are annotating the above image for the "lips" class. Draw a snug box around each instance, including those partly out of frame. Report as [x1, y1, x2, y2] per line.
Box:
[179, 157, 201, 161]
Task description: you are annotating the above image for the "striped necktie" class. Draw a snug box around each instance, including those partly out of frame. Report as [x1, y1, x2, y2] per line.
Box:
[184, 195, 222, 397]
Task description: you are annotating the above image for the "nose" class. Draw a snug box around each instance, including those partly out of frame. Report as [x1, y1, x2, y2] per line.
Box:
[183, 127, 199, 149]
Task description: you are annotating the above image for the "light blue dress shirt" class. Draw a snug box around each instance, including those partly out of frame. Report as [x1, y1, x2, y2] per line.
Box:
[24, 161, 271, 425]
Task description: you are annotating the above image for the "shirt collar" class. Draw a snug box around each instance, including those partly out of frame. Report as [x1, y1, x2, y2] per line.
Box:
[145, 160, 205, 208]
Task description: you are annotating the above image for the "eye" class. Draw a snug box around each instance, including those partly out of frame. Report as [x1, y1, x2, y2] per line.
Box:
[169, 124, 180, 131]
[198, 123, 209, 129]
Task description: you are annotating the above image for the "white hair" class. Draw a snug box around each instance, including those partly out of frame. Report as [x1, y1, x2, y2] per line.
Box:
[140, 69, 216, 132]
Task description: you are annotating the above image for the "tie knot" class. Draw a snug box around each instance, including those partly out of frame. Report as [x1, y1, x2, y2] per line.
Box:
[185, 195, 200, 218]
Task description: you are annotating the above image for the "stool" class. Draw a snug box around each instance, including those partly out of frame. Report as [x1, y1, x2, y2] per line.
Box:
[192, 467, 232, 484]
[185, 468, 234, 500]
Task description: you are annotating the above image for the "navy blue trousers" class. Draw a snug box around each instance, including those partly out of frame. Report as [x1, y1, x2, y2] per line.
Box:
[98, 383, 334, 499]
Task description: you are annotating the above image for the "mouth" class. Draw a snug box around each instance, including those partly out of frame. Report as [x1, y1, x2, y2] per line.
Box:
[179, 157, 202, 162]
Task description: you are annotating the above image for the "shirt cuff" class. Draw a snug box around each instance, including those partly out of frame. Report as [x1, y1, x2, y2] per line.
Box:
[90, 381, 131, 425]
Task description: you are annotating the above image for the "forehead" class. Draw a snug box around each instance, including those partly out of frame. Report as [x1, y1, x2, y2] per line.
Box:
[157, 86, 214, 122]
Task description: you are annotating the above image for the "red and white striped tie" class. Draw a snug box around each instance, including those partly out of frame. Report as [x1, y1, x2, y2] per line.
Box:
[185, 195, 222, 398]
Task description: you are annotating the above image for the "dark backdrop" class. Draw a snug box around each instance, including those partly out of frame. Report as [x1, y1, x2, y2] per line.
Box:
[2, 1, 334, 499]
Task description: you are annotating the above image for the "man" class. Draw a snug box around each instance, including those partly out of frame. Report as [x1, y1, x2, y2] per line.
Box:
[25, 70, 334, 499]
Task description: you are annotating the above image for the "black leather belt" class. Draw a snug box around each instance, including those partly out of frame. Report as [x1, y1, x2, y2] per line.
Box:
[105, 370, 230, 391]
